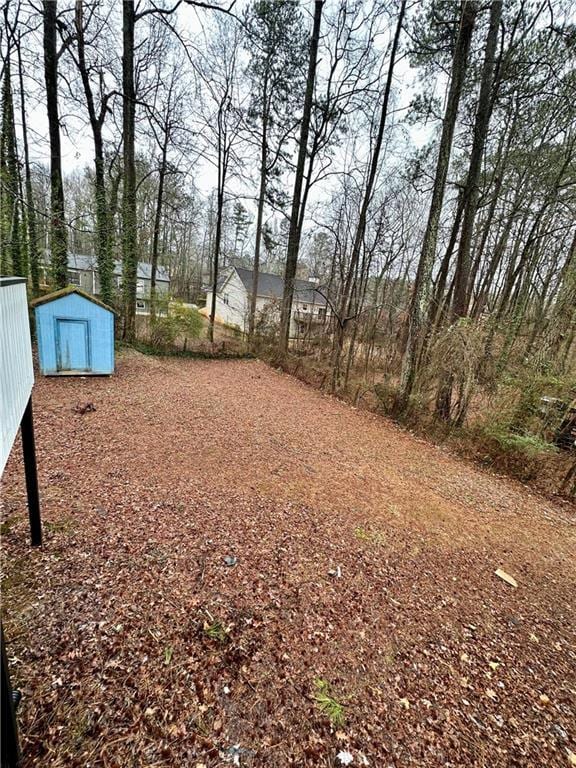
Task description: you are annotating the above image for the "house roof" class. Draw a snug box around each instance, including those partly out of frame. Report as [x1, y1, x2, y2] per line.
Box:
[128, 261, 170, 282]
[30, 285, 116, 313]
[215, 266, 233, 293]
[46, 251, 170, 283]
[233, 267, 327, 306]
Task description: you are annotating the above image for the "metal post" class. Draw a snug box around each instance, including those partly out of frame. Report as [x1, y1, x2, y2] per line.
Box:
[20, 396, 42, 547]
[1, 624, 21, 768]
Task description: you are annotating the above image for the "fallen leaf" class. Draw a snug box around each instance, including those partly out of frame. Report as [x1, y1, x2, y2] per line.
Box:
[486, 688, 497, 700]
[495, 569, 518, 588]
[2, 349, 571, 768]
[539, 694, 550, 706]
[399, 698, 410, 710]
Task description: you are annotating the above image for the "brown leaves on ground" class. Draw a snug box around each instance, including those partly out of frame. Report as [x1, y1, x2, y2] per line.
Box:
[1, 351, 575, 767]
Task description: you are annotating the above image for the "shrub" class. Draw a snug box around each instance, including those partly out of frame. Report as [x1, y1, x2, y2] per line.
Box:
[481, 426, 558, 458]
[149, 316, 178, 350]
[149, 301, 203, 351]
[170, 301, 203, 350]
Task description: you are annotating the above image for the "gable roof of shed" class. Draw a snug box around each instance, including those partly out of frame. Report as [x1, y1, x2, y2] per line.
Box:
[30, 285, 116, 313]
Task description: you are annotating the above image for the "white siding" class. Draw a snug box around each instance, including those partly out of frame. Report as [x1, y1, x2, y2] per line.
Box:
[204, 269, 331, 336]
[206, 271, 249, 330]
[0, 279, 34, 475]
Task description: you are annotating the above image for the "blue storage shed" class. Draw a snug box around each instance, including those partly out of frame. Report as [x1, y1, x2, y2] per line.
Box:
[31, 286, 115, 375]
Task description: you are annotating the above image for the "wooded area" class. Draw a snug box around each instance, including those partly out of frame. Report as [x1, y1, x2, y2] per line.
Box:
[1, 0, 575, 491]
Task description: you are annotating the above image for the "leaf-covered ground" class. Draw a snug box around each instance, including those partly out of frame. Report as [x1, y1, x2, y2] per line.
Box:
[1, 351, 575, 767]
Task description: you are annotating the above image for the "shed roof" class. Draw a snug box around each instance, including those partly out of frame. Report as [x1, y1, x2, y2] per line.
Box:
[30, 285, 116, 313]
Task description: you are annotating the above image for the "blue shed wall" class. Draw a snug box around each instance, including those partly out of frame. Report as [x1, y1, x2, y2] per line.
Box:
[35, 293, 114, 375]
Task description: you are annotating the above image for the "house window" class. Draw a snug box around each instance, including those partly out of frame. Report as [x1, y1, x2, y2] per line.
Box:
[114, 275, 122, 289]
[302, 304, 308, 311]
[318, 307, 326, 319]
[136, 300, 146, 310]
[223, 293, 230, 306]
[136, 280, 145, 296]
[67, 271, 80, 286]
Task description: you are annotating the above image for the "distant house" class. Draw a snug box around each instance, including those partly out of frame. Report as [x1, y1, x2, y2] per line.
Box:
[204, 266, 329, 336]
[41, 252, 170, 315]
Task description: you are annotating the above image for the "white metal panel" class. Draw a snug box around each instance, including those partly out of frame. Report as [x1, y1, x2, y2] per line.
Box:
[0, 278, 34, 475]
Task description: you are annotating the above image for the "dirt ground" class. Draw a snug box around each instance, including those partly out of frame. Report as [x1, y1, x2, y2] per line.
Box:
[1, 350, 575, 767]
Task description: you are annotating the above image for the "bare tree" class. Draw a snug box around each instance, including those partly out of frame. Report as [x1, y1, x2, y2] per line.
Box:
[195, 14, 244, 342]
[70, 0, 118, 305]
[43, 0, 68, 288]
[397, 1, 477, 412]
[435, 0, 502, 423]
[279, 0, 324, 354]
[329, 0, 407, 390]
[15, 30, 40, 293]
[244, 0, 306, 341]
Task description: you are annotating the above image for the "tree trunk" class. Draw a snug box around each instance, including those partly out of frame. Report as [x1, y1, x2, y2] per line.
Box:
[121, 0, 137, 340]
[279, 0, 324, 354]
[435, 0, 502, 421]
[472, 185, 524, 318]
[75, 0, 114, 305]
[423, 189, 465, 355]
[1, 56, 22, 277]
[208, 118, 228, 344]
[397, 2, 477, 412]
[248, 97, 268, 341]
[107, 165, 122, 258]
[43, 0, 68, 288]
[534, 229, 576, 370]
[150, 138, 168, 322]
[496, 239, 542, 370]
[208, 185, 224, 343]
[467, 103, 519, 310]
[330, 0, 406, 390]
[451, 1, 502, 320]
[16, 36, 39, 293]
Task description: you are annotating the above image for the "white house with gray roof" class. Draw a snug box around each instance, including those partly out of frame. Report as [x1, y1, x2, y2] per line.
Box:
[41, 252, 170, 315]
[204, 266, 329, 337]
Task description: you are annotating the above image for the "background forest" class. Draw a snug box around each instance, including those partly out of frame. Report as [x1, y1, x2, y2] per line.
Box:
[1, 0, 575, 495]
